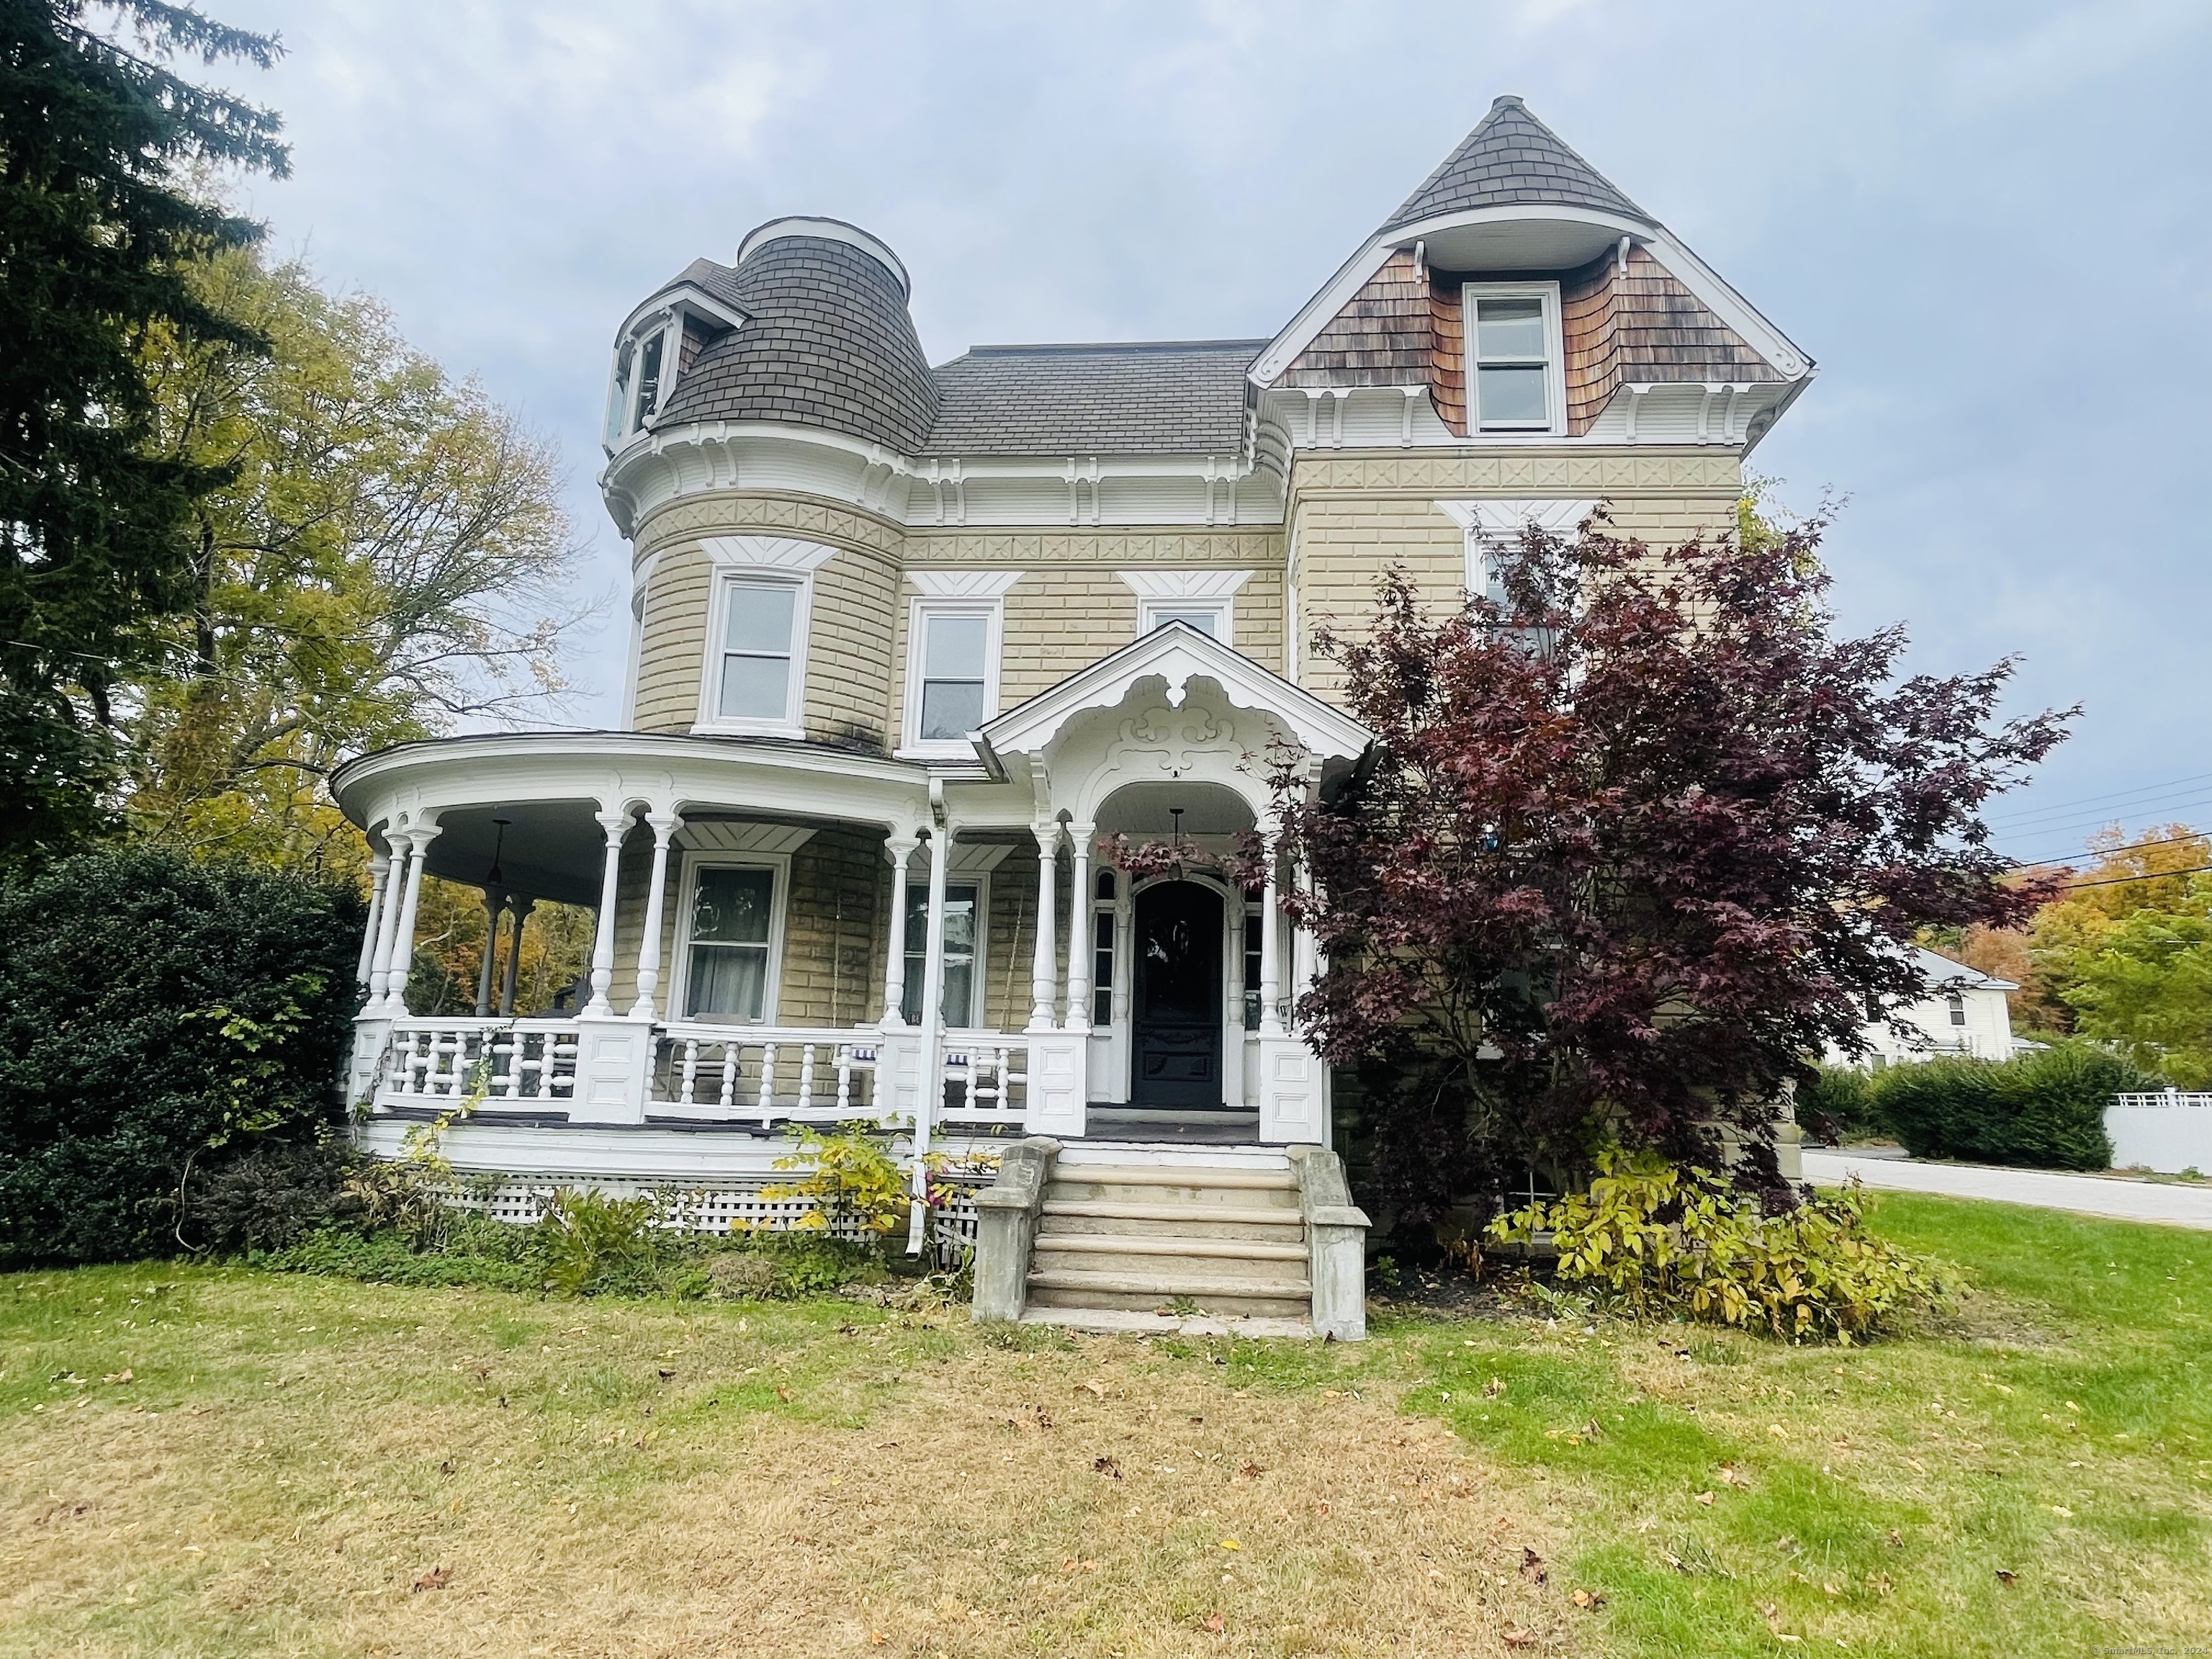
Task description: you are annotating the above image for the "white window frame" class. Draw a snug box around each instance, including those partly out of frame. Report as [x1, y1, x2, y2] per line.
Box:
[1463, 281, 1567, 436]
[1436, 500, 1598, 599]
[1117, 569, 1253, 650]
[670, 852, 792, 1025]
[602, 286, 746, 454]
[899, 873, 992, 1031]
[691, 536, 838, 739]
[901, 599, 1005, 760]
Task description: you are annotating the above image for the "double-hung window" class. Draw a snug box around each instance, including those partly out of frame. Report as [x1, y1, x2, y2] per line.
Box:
[903, 600, 1004, 755]
[900, 881, 981, 1028]
[717, 578, 799, 724]
[695, 538, 835, 738]
[682, 863, 781, 1022]
[1464, 283, 1564, 433]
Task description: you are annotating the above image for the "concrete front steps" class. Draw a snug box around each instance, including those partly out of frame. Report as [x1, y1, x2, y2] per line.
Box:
[1025, 1162, 1314, 1323]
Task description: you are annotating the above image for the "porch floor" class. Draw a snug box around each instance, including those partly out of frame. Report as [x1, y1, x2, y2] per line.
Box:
[1085, 1108, 1261, 1144]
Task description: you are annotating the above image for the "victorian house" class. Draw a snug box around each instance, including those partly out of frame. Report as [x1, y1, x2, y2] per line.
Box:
[338, 97, 1812, 1335]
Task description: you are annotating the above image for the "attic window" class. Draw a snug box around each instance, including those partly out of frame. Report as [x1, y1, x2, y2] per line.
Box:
[1465, 282, 1564, 433]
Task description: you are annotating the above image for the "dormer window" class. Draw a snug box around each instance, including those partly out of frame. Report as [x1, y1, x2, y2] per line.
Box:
[631, 331, 664, 429]
[603, 284, 746, 451]
[1465, 282, 1565, 433]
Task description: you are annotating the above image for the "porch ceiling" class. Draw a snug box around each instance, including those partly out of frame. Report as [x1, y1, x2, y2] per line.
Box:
[425, 801, 605, 907]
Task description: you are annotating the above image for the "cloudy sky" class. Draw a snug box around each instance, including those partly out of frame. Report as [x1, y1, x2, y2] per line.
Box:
[213, 0, 2212, 870]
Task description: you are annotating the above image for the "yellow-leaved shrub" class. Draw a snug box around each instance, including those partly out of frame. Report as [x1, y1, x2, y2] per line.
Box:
[1488, 1150, 1947, 1344]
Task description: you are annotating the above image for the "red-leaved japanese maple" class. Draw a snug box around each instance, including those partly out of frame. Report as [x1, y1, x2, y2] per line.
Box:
[1269, 516, 2069, 1222]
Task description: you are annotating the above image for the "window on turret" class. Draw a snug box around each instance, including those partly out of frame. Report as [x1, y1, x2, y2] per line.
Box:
[716, 578, 798, 723]
[631, 331, 665, 430]
[1465, 282, 1563, 433]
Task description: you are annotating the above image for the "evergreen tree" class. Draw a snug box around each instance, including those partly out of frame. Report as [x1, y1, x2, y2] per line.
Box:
[0, 0, 287, 862]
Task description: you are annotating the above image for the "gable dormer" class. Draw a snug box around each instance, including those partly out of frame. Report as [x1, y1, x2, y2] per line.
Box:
[603, 262, 749, 449]
[1251, 96, 1813, 453]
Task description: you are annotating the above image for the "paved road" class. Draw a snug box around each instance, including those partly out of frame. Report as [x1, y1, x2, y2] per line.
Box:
[1802, 1150, 2212, 1231]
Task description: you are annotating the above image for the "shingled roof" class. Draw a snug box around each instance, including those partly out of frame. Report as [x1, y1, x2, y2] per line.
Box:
[654, 233, 938, 452]
[922, 340, 1264, 457]
[1381, 94, 1647, 233]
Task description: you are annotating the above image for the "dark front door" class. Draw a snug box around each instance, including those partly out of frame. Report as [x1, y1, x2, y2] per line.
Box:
[1132, 881, 1225, 1110]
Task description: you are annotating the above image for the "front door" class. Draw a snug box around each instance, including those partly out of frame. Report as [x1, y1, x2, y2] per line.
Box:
[1132, 881, 1225, 1109]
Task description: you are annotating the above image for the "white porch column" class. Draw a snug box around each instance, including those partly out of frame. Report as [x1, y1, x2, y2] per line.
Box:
[499, 897, 534, 1016]
[1022, 819, 1088, 1140]
[366, 834, 413, 1010]
[628, 810, 683, 1020]
[573, 807, 651, 1126]
[1028, 820, 1060, 1033]
[917, 827, 952, 1043]
[581, 809, 631, 1018]
[880, 835, 918, 1028]
[1258, 819, 1285, 1038]
[382, 823, 440, 1017]
[355, 851, 392, 989]
[1062, 821, 1094, 1033]
[1228, 898, 1249, 1109]
[474, 889, 506, 1016]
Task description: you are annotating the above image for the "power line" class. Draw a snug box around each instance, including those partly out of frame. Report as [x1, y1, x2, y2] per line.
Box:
[2056, 861, 2212, 891]
[1987, 772, 2212, 832]
[2003, 829, 2211, 871]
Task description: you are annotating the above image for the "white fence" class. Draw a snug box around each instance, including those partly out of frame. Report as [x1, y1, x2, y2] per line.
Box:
[651, 1024, 878, 1122]
[2108, 1091, 2212, 1175]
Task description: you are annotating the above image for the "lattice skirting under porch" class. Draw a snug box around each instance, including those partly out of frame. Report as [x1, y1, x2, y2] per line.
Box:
[436, 1174, 986, 1259]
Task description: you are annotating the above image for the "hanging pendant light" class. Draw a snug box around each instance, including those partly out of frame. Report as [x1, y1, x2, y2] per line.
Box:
[487, 817, 510, 886]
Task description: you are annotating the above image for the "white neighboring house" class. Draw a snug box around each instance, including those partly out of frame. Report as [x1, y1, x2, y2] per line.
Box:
[1834, 947, 2018, 1069]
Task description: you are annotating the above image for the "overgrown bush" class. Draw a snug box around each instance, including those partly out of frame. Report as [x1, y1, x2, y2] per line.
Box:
[1490, 1150, 1948, 1344]
[1795, 1066, 1884, 1145]
[1866, 1041, 2154, 1170]
[0, 848, 363, 1264]
[181, 1132, 356, 1254]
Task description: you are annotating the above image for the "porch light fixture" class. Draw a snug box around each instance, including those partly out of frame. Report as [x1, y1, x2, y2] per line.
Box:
[487, 817, 511, 886]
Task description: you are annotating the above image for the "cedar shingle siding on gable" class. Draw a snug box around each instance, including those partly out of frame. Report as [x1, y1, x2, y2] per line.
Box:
[656, 238, 940, 452]
[1292, 246, 1781, 438]
[1279, 252, 1431, 389]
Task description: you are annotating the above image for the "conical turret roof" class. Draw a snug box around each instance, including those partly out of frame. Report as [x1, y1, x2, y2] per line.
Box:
[1380, 94, 1647, 233]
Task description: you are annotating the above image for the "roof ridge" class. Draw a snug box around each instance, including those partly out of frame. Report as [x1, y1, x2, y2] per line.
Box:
[953, 338, 1270, 359]
[1381, 94, 1647, 233]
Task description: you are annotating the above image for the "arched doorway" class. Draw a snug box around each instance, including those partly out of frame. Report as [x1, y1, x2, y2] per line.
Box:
[1131, 880, 1226, 1109]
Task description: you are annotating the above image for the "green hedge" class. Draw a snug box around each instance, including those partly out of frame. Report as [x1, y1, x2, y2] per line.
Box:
[1858, 1042, 2159, 1171]
[0, 848, 362, 1264]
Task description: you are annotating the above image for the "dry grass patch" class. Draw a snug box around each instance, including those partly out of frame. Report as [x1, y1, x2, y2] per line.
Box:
[0, 1272, 1568, 1658]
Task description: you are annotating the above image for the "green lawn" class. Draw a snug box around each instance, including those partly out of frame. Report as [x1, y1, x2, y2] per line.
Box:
[0, 1193, 2206, 1657]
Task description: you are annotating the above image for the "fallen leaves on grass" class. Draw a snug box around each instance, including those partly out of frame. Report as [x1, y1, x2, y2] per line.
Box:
[1092, 1456, 1122, 1479]
[412, 1565, 452, 1593]
[102, 1369, 132, 1385]
[1996, 1568, 2018, 1587]
[1519, 1547, 1546, 1585]
[1571, 1588, 1607, 1609]
[1501, 1629, 1538, 1649]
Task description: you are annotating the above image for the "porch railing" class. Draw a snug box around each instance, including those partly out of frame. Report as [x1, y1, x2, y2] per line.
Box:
[366, 1015, 1028, 1130]
[649, 1023, 879, 1123]
[379, 1017, 580, 1105]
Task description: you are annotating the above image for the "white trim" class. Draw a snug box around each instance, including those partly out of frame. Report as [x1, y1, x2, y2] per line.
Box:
[1462, 281, 1565, 435]
[1437, 498, 1599, 593]
[1135, 596, 1233, 645]
[694, 569, 814, 739]
[701, 536, 840, 574]
[737, 217, 912, 301]
[670, 850, 792, 1025]
[674, 821, 817, 856]
[1121, 570, 1252, 647]
[906, 569, 1025, 600]
[977, 619, 1372, 768]
[1115, 570, 1254, 601]
[1249, 207, 1811, 392]
[900, 595, 1008, 760]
